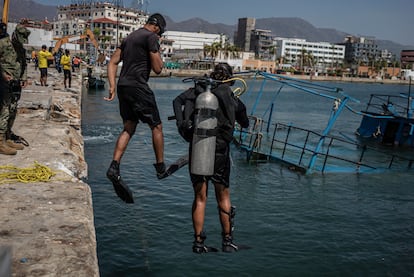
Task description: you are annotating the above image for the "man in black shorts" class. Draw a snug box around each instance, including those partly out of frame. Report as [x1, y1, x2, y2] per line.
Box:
[104, 13, 167, 202]
[38, 45, 52, 86]
[172, 63, 249, 253]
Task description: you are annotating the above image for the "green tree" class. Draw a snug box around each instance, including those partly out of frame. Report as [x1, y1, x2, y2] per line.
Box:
[210, 41, 222, 58]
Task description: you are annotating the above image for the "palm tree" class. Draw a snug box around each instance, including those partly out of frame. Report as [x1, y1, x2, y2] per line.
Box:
[222, 41, 231, 59]
[203, 44, 211, 59]
[297, 48, 315, 73]
[228, 44, 240, 59]
[210, 41, 222, 59]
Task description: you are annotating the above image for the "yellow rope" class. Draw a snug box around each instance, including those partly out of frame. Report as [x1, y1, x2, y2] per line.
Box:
[0, 162, 56, 184]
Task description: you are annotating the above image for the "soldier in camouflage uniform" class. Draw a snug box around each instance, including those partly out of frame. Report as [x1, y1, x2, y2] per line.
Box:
[0, 22, 31, 155]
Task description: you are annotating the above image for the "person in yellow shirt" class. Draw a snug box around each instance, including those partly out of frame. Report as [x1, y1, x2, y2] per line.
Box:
[60, 49, 71, 88]
[38, 45, 53, 86]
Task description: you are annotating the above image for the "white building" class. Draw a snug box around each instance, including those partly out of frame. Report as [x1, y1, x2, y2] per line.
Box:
[401, 69, 414, 80]
[54, 4, 228, 58]
[55, 2, 148, 52]
[163, 31, 225, 50]
[275, 38, 345, 72]
[7, 22, 53, 49]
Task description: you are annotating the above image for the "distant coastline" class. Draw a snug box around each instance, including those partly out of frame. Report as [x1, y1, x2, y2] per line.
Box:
[90, 66, 411, 85]
[153, 69, 412, 85]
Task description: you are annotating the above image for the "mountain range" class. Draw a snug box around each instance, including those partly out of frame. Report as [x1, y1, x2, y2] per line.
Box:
[3, 0, 412, 58]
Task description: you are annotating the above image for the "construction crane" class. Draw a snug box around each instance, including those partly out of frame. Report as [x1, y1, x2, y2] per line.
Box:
[53, 29, 99, 53]
[2, 0, 10, 25]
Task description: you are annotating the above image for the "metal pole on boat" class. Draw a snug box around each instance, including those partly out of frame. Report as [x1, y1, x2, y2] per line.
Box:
[307, 97, 350, 173]
[266, 103, 274, 132]
[407, 76, 412, 118]
[251, 78, 267, 116]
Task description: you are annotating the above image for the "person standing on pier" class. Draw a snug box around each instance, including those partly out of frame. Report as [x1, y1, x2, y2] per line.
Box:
[38, 45, 53, 86]
[0, 22, 31, 155]
[104, 13, 167, 202]
[60, 49, 72, 88]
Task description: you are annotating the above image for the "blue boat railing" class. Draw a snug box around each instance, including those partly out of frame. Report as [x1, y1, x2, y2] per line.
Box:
[234, 117, 414, 174]
[364, 94, 413, 119]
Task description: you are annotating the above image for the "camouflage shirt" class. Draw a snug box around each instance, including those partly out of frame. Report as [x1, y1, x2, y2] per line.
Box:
[0, 35, 25, 81]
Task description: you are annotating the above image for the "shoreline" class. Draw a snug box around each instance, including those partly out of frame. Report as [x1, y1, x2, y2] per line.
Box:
[0, 65, 99, 276]
[142, 67, 412, 85]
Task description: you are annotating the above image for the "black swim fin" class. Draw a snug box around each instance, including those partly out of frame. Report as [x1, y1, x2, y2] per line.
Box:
[112, 177, 134, 203]
[107, 161, 134, 203]
[158, 155, 189, 179]
[107, 175, 134, 204]
[235, 244, 252, 251]
[193, 244, 219, 254]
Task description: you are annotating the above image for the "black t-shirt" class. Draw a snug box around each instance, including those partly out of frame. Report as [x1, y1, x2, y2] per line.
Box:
[118, 27, 160, 87]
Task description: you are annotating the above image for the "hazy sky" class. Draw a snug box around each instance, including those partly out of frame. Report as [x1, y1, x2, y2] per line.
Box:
[36, 0, 414, 46]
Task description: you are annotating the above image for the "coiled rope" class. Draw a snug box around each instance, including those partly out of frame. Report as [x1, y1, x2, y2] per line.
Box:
[0, 162, 56, 184]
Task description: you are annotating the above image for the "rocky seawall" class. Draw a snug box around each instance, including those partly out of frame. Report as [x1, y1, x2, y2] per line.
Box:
[0, 65, 99, 276]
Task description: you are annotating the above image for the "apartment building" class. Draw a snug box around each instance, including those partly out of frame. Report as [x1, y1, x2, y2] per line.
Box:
[340, 36, 379, 65]
[54, 3, 225, 58]
[250, 29, 274, 60]
[163, 31, 225, 50]
[275, 38, 345, 73]
[54, 2, 148, 52]
[401, 50, 414, 69]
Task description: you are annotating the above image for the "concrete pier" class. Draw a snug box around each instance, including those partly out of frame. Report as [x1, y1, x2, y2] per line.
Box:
[0, 65, 99, 276]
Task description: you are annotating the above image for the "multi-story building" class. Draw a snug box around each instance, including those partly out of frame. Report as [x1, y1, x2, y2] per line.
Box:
[340, 36, 379, 65]
[250, 29, 274, 60]
[379, 49, 394, 64]
[235, 17, 274, 60]
[7, 22, 53, 49]
[235, 17, 255, 52]
[54, 1, 148, 52]
[274, 38, 345, 73]
[400, 50, 414, 69]
[162, 31, 225, 50]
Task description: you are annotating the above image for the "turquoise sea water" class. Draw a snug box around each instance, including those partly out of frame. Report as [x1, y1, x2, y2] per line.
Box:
[82, 77, 414, 276]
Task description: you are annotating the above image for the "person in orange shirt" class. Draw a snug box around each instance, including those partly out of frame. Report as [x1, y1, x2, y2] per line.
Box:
[72, 56, 81, 72]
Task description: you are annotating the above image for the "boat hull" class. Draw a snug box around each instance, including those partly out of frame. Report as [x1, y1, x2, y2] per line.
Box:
[356, 112, 414, 147]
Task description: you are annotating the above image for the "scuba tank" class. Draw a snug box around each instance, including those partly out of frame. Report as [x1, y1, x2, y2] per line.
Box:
[191, 80, 219, 176]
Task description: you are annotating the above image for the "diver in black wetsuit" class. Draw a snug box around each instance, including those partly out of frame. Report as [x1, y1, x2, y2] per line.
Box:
[173, 63, 249, 253]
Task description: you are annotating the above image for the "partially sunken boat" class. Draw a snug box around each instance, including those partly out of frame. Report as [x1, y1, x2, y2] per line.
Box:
[232, 71, 413, 174]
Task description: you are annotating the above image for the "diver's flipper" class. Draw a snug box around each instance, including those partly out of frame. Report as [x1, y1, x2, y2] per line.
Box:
[110, 176, 134, 203]
[193, 245, 219, 254]
[222, 243, 252, 253]
[158, 155, 189, 179]
[235, 244, 252, 251]
[205, 246, 219, 253]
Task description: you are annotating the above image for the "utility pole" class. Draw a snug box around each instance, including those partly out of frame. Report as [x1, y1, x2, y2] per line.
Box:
[116, 0, 119, 47]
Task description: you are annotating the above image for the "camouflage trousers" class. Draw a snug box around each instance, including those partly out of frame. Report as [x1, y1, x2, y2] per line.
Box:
[0, 81, 18, 136]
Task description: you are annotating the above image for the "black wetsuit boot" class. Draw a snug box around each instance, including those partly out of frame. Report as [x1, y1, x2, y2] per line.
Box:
[153, 162, 166, 179]
[222, 235, 239, 253]
[192, 232, 218, 254]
